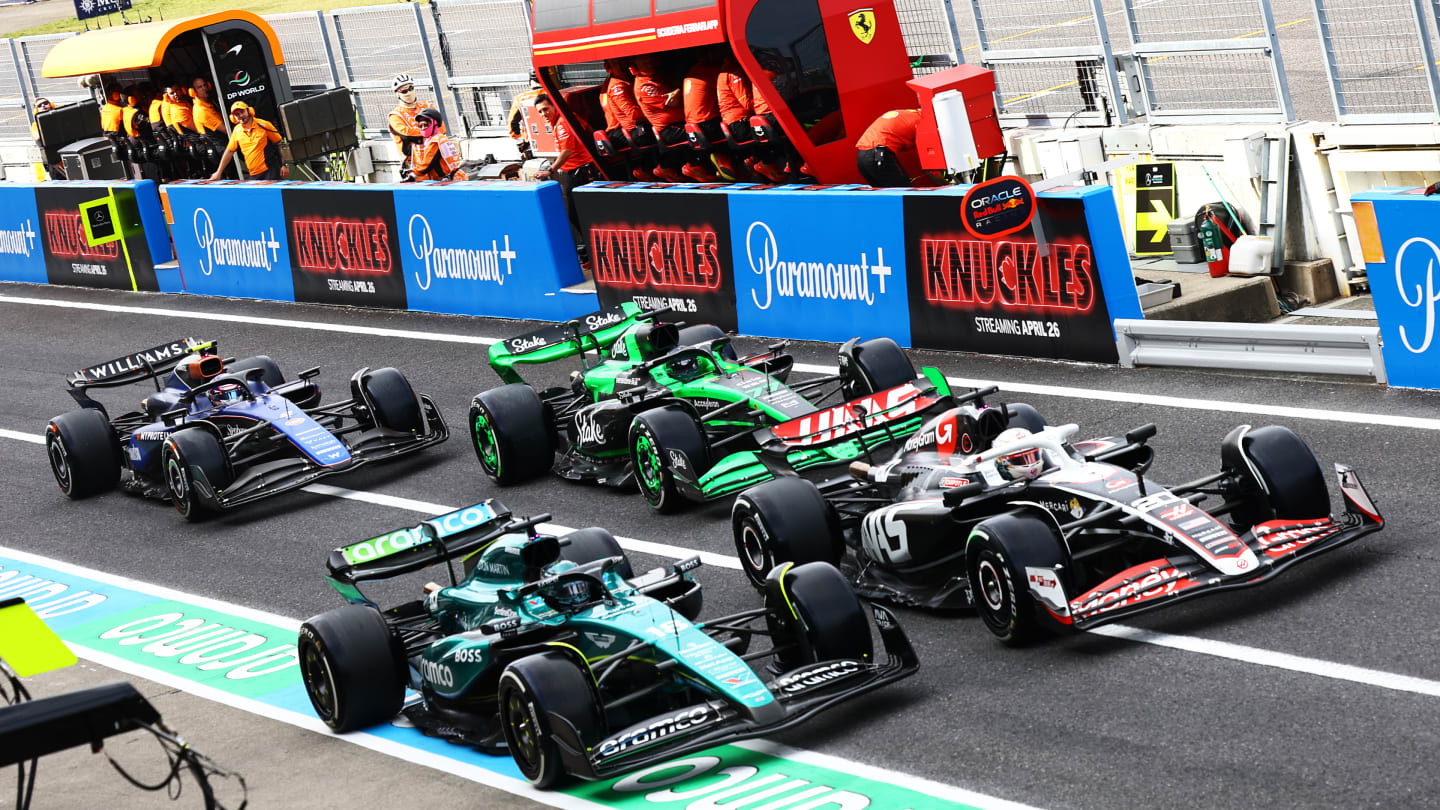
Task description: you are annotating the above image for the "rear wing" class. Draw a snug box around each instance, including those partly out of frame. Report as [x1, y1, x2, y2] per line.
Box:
[763, 380, 947, 449]
[325, 500, 513, 604]
[487, 303, 643, 384]
[66, 337, 213, 390]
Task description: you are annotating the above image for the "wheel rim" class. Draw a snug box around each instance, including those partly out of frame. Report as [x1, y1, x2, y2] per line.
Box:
[634, 432, 663, 501]
[977, 558, 1007, 612]
[300, 642, 338, 723]
[471, 409, 501, 475]
[165, 455, 190, 513]
[47, 436, 72, 493]
[503, 690, 542, 776]
[738, 522, 771, 584]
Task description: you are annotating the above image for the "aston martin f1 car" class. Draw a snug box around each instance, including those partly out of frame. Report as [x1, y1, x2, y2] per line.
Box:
[45, 338, 447, 520]
[299, 500, 917, 787]
[732, 392, 1383, 644]
[470, 302, 954, 511]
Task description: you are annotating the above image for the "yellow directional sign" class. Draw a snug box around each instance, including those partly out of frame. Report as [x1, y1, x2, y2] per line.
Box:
[1138, 198, 1173, 246]
[1134, 162, 1176, 256]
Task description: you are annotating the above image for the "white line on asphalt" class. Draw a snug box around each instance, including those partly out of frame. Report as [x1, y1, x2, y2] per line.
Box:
[0, 428, 44, 444]
[7, 290, 1440, 430]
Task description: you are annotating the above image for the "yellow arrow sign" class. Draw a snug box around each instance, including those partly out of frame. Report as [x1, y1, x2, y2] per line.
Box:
[1137, 197, 1173, 245]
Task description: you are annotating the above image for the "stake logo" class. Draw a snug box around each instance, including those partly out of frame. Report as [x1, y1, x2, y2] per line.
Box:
[0, 219, 37, 257]
[408, 214, 517, 291]
[745, 221, 892, 310]
[920, 237, 1095, 314]
[44, 210, 120, 261]
[591, 224, 723, 292]
[292, 217, 393, 275]
[193, 208, 280, 276]
[1394, 236, 1440, 354]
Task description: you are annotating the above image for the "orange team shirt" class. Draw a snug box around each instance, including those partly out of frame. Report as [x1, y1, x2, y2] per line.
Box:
[193, 99, 224, 134]
[600, 93, 617, 131]
[167, 98, 195, 133]
[752, 75, 775, 117]
[101, 102, 124, 133]
[412, 134, 467, 181]
[634, 74, 683, 129]
[148, 99, 166, 128]
[683, 63, 721, 125]
[122, 106, 143, 138]
[717, 70, 752, 125]
[226, 117, 283, 176]
[552, 118, 595, 172]
[388, 100, 437, 154]
[604, 77, 641, 131]
[856, 109, 922, 152]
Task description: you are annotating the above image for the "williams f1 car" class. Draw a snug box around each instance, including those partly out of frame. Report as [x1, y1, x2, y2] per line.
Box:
[470, 302, 954, 511]
[732, 390, 1383, 644]
[45, 338, 447, 520]
[299, 500, 917, 787]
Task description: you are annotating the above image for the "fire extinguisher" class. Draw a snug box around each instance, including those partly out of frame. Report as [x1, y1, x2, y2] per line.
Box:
[1198, 212, 1237, 278]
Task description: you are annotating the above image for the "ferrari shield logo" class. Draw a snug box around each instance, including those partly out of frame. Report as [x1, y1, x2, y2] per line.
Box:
[849, 8, 876, 45]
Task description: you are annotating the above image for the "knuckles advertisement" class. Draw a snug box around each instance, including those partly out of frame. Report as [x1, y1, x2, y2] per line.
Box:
[577, 188, 738, 332]
[282, 187, 407, 309]
[904, 192, 1118, 363]
[34, 185, 158, 291]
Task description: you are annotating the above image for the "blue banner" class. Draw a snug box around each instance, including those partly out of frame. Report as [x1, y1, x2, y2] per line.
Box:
[74, 0, 131, 21]
[1351, 189, 1440, 389]
[729, 187, 910, 344]
[0, 185, 45, 284]
[394, 181, 590, 321]
[166, 182, 295, 302]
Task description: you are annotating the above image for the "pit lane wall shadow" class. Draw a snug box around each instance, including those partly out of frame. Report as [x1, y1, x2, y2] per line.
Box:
[1349, 188, 1440, 390]
[576, 182, 1142, 364]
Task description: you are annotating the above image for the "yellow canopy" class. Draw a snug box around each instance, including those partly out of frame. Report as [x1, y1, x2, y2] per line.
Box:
[41, 11, 285, 78]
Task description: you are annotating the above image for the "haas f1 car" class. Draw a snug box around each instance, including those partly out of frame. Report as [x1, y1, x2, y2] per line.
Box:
[299, 501, 917, 787]
[732, 388, 1383, 644]
[470, 303, 952, 511]
[45, 338, 447, 520]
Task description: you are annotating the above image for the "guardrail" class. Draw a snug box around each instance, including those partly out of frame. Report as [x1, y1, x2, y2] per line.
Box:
[1114, 318, 1387, 382]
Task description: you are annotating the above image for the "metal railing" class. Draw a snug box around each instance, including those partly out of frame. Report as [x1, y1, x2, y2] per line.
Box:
[1, 39, 32, 142]
[1312, 0, 1440, 123]
[431, 0, 532, 132]
[1115, 319, 1387, 382]
[263, 11, 341, 91]
[331, 2, 450, 137]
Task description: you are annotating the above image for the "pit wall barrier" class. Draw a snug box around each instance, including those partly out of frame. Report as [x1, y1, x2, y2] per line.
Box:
[576, 183, 1142, 364]
[1349, 188, 1440, 389]
[161, 180, 592, 322]
[0, 180, 172, 291]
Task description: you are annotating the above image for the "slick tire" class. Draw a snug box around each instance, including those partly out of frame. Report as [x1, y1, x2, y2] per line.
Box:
[559, 527, 634, 579]
[362, 368, 424, 435]
[46, 409, 120, 499]
[732, 477, 843, 590]
[966, 513, 1064, 646]
[630, 406, 710, 514]
[298, 605, 405, 733]
[161, 428, 232, 522]
[469, 384, 556, 485]
[843, 337, 915, 398]
[676, 324, 738, 361]
[498, 651, 603, 789]
[1239, 425, 1329, 522]
[1004, 403, 1047, 434]
[764, 562, 872, 669]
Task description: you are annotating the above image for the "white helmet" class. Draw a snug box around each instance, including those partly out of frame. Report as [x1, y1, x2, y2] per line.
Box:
[995, 427, 1043, 480]
[392, 73, 415, 93]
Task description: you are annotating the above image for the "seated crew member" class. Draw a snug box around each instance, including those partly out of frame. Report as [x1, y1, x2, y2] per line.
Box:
[210, 101, 287, 181]
[165, 80, 195, 134]
[30, 98, 65, 180]
[683, 48, 741, 180]
[191, 76, 228, 174]
[716, 62, 784, 184]
[535, 93, 599, 268]
[855, 109, 921, 188]
[388, 73, 439, 176]
[100, 88, 125, 134]
[122, 87, 155, 180]
[632, 53, 701, 183]
[600, 58, 654, 180]
[409, 109, 468, 181]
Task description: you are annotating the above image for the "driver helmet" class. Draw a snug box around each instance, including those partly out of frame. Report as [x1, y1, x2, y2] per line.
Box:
[175, 354, 224, 388]
[995, 427, 1043, 480]
[209, 382, 244, 407]
[552, 578, 591, 610]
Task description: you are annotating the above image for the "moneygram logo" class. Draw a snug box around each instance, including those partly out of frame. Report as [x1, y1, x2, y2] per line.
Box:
[746, 221, 892, 311]
[1394, 236, 1440, 354]
[193, 207, 281, 276]
[0, 218, 37, 258]
[407, 214, 517, 291]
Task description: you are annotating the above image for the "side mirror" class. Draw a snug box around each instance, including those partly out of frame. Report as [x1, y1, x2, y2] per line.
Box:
[1125, 423, 1157, 446]
[942, 481, 986, 508]
[520, 535, 560, 569]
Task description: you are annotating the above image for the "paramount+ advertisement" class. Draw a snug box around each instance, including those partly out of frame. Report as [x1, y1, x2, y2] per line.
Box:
[282, 187, 408, 309]
[34, 185, 159, 292]
[575, 186, 737, 331]
[904, 191, 1118, 363]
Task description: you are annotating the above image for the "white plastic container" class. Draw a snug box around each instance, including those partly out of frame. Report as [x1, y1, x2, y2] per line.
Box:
[1227, 234, 1275, 276]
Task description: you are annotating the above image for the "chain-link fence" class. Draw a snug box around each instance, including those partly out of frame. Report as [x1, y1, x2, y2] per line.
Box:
[432, 0, 532, 131]
[894, 0, 960, 72]
[0, 40, 31, 141]
[263, 11, 340, 91]
[1312, 0, 1440, 123]
[17, 34, 85, 106]
[331, 3, 449, 136]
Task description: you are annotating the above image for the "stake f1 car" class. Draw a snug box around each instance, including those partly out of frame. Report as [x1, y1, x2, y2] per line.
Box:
[732, 391, 1383, 644]
[470, 302, 953, 511]
[45, 338, 447, 520]
[299, 500, 917, 787]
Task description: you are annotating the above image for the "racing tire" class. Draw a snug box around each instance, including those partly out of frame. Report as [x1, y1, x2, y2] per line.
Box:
[498, 651, 604, 789]
[228, 355, 285, 388]
[362, 368, 424, 435]
[1004, 403, 1047, 434]
[161, 428, 233, 522]
[630, 406, 710, 514]
[46, 409, 120, 499]
[1233, 425, 1329, 523]
[732, 477, 843, 590]
[469, 384, 556, 485]
[764, 562, 872, 669]
[966, 512, 1065, 646]
[842, 337, 915, 399]
[298, 605, 405, 733]
[560, 527, 634, 580]
[676, 324, 739, 361]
